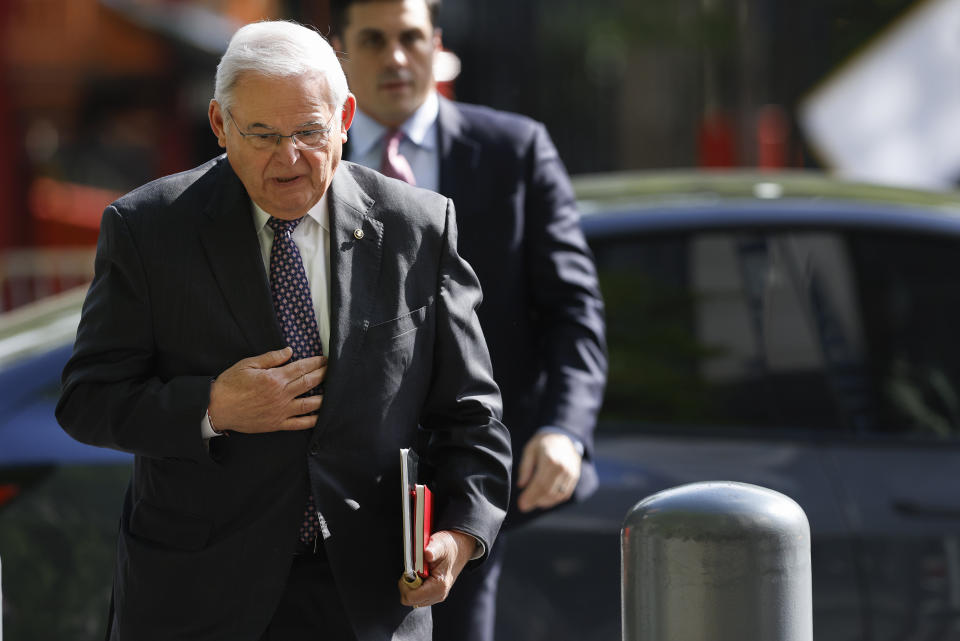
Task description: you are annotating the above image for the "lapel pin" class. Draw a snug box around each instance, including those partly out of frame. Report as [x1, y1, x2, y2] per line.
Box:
[354, 228, 364, 240]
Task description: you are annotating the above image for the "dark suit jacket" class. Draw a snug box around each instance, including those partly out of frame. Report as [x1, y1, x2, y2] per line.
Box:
[433, 98, 607, 526]
[55, 156, 512, 641]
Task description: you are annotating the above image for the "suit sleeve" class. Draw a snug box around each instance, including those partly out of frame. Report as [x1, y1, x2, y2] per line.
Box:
[523, 123, 608, 459]
[420, 198, 512, 563]
[55, 205, 212, 463]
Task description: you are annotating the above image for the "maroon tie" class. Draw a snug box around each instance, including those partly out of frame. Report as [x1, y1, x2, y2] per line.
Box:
[379, 128, 417, 185]
[267, 216, 322, 545]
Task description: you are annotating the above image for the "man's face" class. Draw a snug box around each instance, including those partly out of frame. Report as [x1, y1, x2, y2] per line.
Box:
[208, 72, 356, 220]
[334, 0, 441, 128]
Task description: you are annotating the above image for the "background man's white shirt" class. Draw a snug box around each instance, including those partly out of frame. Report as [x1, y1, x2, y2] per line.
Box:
[348, 90, 440, 191]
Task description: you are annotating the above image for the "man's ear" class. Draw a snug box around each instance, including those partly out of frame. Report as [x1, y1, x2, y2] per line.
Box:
[340, 94, 357, 141]
[433, 27, 443, 53]
[331, 34, 343, 53]
[209, 100, 227, 149]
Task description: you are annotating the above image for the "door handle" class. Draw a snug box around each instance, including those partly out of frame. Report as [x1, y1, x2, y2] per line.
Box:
[893, 500, 960, 519]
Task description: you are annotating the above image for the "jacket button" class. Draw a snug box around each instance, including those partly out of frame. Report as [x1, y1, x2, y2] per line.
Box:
[309, 446, 319, 456]
[353, 228, 364, 240]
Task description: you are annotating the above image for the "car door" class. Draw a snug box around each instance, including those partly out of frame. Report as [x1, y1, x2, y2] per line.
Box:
[499, 223, 864, 641]
[822, 229, 960, 641]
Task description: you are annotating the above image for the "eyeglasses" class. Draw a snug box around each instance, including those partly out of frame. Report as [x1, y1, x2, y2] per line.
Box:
[226, 107, 340, 151]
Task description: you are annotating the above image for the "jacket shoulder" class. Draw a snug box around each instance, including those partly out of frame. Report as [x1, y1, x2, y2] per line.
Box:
[341, 161, 448, 210]
[110, 155, 229, 216]
[451, 101, 539, 133]
[336, 161, 451, 242]
[446, 100, 543, 148]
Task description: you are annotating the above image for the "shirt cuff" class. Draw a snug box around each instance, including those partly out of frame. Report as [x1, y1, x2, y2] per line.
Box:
[465, 533, 486, 560]
[201, 410, 223, 440]
[536, 426, 585, 457]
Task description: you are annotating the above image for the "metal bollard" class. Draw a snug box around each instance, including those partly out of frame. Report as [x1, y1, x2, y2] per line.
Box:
[621, 481, 812, 641]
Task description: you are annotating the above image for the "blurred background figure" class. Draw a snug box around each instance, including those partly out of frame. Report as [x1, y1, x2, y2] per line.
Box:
[327, 1, 608, 640]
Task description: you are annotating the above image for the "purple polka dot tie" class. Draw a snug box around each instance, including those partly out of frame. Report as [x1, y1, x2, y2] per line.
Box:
[267, 216, 323, 545]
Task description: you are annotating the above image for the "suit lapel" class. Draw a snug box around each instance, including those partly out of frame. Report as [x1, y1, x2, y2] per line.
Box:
[438, 97, 481, 202]
[197, 160, 386, 438]
[317, 164, 383, 428]
[198, 158, 281, 353]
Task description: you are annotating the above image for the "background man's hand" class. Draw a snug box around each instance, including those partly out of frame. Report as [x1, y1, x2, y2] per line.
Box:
[207, 347, 326, 433]
[398, 530, 476, 608]
[516, 431, 582, 512]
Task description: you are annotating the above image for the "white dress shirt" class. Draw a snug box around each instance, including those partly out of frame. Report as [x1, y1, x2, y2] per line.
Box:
[202, 195, 331, 438]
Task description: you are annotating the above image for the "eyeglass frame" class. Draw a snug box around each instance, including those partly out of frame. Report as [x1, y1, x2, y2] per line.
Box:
[225, 106, 342, 150]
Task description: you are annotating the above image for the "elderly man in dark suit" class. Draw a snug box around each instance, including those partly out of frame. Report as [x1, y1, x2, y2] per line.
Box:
[330, 2, 608, 640]
[55, 20, 511, 641]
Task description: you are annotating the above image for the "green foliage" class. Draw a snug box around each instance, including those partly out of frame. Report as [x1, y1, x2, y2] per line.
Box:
[537, 0, 738, 51]
[599, 268, 726, 424]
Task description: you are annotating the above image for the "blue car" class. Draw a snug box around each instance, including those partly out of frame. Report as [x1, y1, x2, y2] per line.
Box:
[5, 170, 960, 640]
[498, 170, 960, 641]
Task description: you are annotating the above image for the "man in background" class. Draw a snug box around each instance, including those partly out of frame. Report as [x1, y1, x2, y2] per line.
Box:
[330, 2, 608, 639]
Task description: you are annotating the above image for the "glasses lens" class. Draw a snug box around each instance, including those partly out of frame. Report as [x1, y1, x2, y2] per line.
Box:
[295, 130, 329, 149]
[249, 134, 280, 150]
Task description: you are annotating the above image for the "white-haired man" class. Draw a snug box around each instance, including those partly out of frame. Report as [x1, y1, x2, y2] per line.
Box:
[56, 20, 511, 641]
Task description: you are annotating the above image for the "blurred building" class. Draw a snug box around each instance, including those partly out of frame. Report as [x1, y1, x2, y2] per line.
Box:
[801, 0, 960, 190]
[0, 0, 310, 310]
[0, 0, 925, 311]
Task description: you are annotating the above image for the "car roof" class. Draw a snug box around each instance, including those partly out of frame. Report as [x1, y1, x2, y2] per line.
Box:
[0, 287, 85, 371]
[573, 169, 960, 237]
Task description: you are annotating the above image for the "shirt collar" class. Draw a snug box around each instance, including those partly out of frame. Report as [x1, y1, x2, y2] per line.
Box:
[252, 193, 329, 234]
[405, 91, 439, 148]
[350, 90, 439, 157]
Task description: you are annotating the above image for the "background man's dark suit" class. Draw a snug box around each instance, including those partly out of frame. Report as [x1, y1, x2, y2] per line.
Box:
[413, 96, 608, 636]
[433, 96, 607, 524]
[55, 155, 511, 641]
[330, 4, 605, 637]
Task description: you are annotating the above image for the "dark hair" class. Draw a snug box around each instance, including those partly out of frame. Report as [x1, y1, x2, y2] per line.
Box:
[329, 0, 441, 38]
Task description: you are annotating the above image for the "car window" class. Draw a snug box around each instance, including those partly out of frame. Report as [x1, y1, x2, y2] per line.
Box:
[591, 227, 960, 441]
[850, 231, 960, 439]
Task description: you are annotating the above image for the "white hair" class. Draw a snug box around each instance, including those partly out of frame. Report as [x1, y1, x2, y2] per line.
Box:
[214, 21, 348, 113]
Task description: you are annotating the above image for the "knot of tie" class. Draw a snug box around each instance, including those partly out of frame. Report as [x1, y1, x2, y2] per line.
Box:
[267, 216, 302, 236]
[385, 128, 404, 153]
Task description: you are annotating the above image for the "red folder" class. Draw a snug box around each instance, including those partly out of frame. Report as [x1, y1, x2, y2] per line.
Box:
[414, 483, 433, 578]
